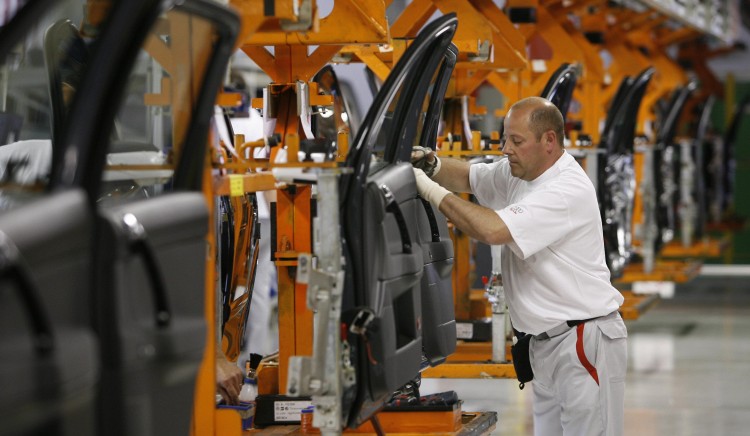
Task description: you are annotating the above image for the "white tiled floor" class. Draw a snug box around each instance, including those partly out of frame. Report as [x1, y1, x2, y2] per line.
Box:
[421, 276, 750, 435]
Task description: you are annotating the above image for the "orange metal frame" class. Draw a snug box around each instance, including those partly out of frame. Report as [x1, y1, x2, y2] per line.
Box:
[195, 5, 393, 435]
[389, 0, 527, 70]
[236, 3, 390, 397]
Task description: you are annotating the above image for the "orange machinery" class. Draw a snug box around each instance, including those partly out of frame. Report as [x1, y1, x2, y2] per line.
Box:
[193, 1, 389, 434]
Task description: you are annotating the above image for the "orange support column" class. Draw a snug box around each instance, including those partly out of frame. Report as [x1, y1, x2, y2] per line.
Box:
[192, 163, 218, 436]
[274, 184, 314, 394]
[292, 186, 313, 365]
[193, 145, 241, 436]
[631, 142, 647, 252]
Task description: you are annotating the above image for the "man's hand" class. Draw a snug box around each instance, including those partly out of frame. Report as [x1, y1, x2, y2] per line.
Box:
[216, 355, 244, 405]
[414, 168, 450, 207]
[411, 146, 441, 177]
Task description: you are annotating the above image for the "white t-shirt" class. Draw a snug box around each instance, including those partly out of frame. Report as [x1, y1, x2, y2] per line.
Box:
[469, 151, 623, 335]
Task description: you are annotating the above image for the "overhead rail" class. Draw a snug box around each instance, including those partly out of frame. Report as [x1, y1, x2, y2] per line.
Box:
[633, 0, 739, 44]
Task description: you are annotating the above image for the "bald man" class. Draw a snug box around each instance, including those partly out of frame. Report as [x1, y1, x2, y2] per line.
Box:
[414, 97, 627, 436]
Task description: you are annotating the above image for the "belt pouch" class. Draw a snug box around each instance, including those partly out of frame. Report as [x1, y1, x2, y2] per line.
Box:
[510, 333, 533, 389]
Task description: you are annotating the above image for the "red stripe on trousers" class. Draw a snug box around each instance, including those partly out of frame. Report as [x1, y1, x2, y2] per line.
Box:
[576, 323, 599, 385]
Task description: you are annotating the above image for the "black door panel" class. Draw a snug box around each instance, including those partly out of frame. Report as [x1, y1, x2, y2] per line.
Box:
[95, 193, 209, 436]
[1, 1, 240, 435]
[0, 189, 98, 436]
[416, 200, 455, 365]
[1, 0, 162, 434]
[360, 163, 424, 398]
[341, 14, 458, 428]
[0, 191, 92, 325]
[413, 46, 458, 367]
[84, 3, 240, 434]
[365, 164, 424, 281]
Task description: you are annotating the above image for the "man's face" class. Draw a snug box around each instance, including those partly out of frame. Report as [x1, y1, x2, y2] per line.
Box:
[502, 106, 548, 181]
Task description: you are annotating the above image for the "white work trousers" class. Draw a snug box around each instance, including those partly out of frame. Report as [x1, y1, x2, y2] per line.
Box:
[529, 313, 627, 436]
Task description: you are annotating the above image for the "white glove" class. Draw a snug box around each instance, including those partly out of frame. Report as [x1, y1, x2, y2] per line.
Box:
[411, 146, 441, 177]
[413, 168, 450, 207]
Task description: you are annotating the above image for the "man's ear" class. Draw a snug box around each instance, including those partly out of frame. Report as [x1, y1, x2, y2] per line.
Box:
[544, 130, 556, 151]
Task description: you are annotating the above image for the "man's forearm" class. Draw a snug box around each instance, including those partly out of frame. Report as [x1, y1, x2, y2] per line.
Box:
[438, 194, 512, 246]
[432, 157, 472, 193]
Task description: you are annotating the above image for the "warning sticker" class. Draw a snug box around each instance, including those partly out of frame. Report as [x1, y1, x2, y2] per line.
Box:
[228, 174, 243, 197]
[274, 401, 312, 422]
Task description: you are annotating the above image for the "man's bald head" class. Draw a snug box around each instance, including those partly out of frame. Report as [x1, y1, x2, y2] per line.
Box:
[509, 97, 565, 147]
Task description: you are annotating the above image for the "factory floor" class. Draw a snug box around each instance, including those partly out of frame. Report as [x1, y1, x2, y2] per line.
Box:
[421, 273, 750, 435]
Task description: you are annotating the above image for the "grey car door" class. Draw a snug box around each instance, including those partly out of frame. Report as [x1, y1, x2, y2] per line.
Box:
[0, 1, 160, 435]
[414, 45, 458, 368]
[597, 68, 654, 277]
[340, 14, 458, 428]
[54, 2, 239, 435]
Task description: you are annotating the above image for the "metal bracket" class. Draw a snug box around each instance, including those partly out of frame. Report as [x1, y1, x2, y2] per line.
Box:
[467, 39, 492, 62]
[296, 252, 340, 311]
[286, 171, 347, 433]
[280, 0, 314, 31]
[311, 395, 340, 431]
[286, 355, 314, 397]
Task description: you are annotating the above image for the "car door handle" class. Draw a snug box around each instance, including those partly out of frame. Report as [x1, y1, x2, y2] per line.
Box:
[418, 197, 442, 243]
[122, 214, 171, 328]
[380, 184, 412, 254]
[0, 232, 55, 356]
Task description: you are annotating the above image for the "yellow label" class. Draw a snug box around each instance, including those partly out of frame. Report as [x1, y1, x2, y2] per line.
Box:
[229, 174, 244, 197]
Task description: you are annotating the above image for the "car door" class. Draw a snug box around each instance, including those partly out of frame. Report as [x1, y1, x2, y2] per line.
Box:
[0, 1, 159, 435]
[413, 45, 457, 368]
[312, 65, 355, 142]
[683, 95, 714, 244]
[340, 14, 458, 428]
[718, 93, 749, 219]
[52, 2, 239, 435]
[653, 83, 695, 252]
[597, 68, 654, 277]
[540, 62, 579, 122]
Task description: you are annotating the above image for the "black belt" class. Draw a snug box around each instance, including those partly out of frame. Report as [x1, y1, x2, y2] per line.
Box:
[515, 312, 617, 341]
[566, 317, 598, 328]
[535, 316, 602, 340]
[514, 317, 597, 339]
